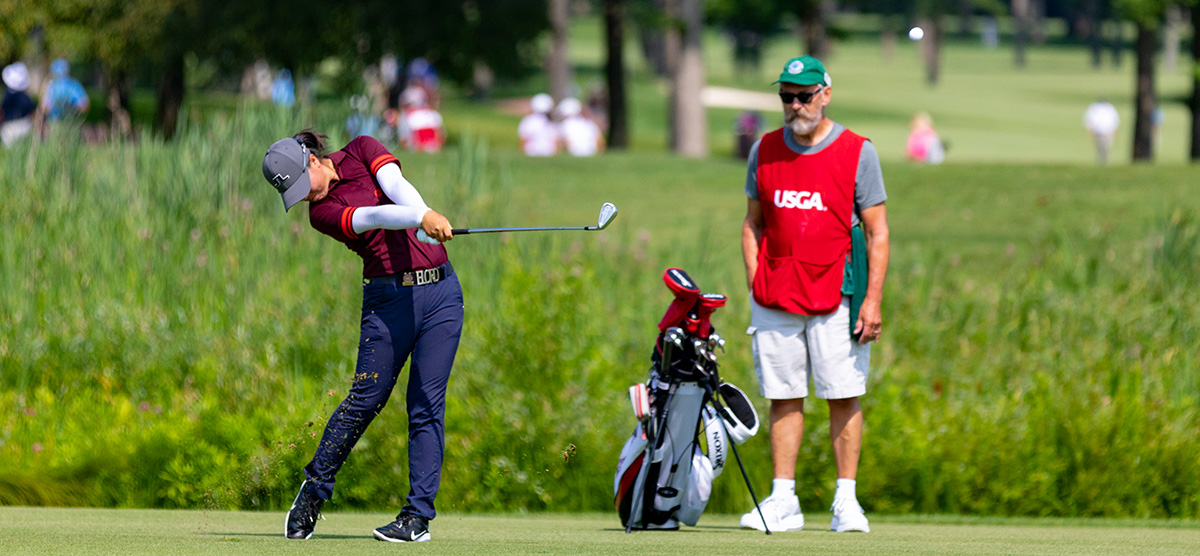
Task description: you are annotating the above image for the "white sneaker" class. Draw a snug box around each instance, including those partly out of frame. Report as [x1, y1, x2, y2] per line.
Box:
[829, 498, 870, 533]
[739, 494, 805, 532]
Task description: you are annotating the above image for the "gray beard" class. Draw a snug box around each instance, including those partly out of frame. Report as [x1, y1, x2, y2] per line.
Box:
[788, 108, 822, 136]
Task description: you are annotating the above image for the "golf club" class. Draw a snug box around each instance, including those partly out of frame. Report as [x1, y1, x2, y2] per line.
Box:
[418, 203, 617, 243]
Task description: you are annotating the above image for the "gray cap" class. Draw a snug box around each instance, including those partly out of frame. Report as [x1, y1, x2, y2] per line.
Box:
[262, 138, 312, 211]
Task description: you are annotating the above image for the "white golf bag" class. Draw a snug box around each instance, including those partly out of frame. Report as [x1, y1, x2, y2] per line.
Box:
[614, 268, 763, 531]
[613, 355, 759, 530]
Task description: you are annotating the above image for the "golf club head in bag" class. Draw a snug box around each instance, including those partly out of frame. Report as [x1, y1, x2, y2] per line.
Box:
[657, 268, 701, 332]
[716, 382, 760, 445]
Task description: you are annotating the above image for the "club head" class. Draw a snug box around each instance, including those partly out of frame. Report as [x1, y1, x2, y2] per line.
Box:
[709, 334, 726, 353]
[596, 202, 618, 230]
[665, 327, 686, 348]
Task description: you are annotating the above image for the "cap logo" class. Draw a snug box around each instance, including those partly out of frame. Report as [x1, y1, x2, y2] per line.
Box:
[271, 173, 291, 191]
[787, 60, 804, 74]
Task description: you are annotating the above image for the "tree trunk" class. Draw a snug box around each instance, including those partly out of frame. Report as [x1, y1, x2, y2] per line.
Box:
[1013, 0, 1029, 68]
[957, 0, 972, 39]
[664, 0, 681, 150]
[880, 19, 896, 62]
[155, 52, 185, 139]
[548, 0, 572, 102]
[1190, 4, 1200, 160]
[1163, 6, 1182, 72]
[605, 0, 629, 149]
[921, 16, 943, 86]
[1132, 23, 1157, 162]
[106, 69, 133, 141]
[799, 0, 834, 60]
[1085, 0, 1103, 69]
[671, 0, 707, 158]
[1030, 0, 1046, 45]
[1109, 20, 1123, 68]
[639, 0, 674, 77]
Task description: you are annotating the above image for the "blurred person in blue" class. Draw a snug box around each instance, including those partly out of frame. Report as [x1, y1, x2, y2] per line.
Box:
[406, 58, 440, 109]
[1, 62, 36, 147]
[40, 58, 90, 122]
[346, 95, 382, 139]
[272, 69, 296, 108]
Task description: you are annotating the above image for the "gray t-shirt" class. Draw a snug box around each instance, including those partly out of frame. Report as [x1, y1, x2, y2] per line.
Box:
[744, 122, 887, 226]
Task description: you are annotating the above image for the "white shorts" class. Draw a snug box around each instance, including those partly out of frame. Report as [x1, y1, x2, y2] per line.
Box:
[748, 296, 870, 400]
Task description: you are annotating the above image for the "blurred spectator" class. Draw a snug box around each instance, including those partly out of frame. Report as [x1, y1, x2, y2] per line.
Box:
[585, 80, 609, 133]
[982, 18, 999, 50]
[1083, 97, 1119, 165]
[1150, 105, 1164, 152]
[518, 93, 559, 157]
[40, 58, 90, 122]
[1, 62, 36, 147]
[557, 97, 604, 157]
[735, 111, 764, 159]
[399, 87, 445, 153]
[906, 112, 945, 164]
[271, 69, 295, 108]
[345, 95, 382, 139]
[406, 58, 440, 109]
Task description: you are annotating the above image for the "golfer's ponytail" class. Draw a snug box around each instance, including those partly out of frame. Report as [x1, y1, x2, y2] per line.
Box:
[293, 129, 330, 157]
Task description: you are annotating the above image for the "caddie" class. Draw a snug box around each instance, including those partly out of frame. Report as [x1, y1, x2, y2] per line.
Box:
[739, 55, 890, 533]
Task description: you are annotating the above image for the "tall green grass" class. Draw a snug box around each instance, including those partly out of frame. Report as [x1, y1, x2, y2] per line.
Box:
[1, 106, 1198, 518]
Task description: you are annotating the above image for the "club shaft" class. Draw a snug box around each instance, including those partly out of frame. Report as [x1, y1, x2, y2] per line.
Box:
[451, 226, 594, 234]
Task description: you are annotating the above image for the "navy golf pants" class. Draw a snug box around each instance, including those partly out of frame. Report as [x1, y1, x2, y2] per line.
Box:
[303, 265, 463, 520]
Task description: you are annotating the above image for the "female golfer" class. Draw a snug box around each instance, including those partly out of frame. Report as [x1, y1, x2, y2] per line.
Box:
[262, 130, 460, 543]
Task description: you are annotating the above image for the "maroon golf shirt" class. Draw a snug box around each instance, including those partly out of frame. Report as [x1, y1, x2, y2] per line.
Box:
[309, 136, 448, 277]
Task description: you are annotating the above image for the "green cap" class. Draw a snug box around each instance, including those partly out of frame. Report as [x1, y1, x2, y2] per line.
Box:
[774, 56, 831, 87]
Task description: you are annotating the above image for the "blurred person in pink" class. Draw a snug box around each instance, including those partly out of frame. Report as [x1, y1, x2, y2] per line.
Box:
[905, 113, 943, 164]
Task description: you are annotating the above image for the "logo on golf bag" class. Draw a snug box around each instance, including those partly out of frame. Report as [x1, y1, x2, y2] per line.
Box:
[773, 190, 827, 211]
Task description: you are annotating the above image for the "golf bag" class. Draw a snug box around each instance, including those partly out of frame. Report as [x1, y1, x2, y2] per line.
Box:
[614, 268, 761, 531]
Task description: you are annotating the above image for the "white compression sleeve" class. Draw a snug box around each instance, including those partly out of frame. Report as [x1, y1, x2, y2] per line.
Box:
[350, 164, 431, 234]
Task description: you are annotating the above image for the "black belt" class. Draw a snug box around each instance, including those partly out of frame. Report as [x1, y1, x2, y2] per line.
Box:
[363, 264, 449, 287]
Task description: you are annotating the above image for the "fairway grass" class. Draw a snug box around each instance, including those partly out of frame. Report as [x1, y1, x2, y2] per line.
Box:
[2, 507, 1199, 556]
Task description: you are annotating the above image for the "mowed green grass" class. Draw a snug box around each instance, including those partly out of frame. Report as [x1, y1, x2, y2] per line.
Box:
[440, 16, 1196, 163]
[2, 507, 1199, 556]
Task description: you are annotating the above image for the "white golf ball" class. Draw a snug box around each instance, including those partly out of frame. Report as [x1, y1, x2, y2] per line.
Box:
[908, 27, 924, 41]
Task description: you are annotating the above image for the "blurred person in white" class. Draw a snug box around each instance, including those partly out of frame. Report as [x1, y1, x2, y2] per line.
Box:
[556, 97, 604, 157]
[1, 62, 36, 147]
[518, 93, 559, 157]
[1083, 97, 1119, 165]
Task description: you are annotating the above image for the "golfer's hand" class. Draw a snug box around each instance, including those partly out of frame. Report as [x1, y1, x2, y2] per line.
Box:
[421, 210, 453, 243]
[854, 297, 883, 344]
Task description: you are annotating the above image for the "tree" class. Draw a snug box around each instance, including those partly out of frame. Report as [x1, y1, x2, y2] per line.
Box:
[1014, 0, 1031, 67]
[1190, 2, 1199, 160]
[671, 0, 707, 157]
[605, 0, 630, 149]
[1116, 0, 1168, 161]
[547, 0, 572, 101]
[708, 0, 786, 75]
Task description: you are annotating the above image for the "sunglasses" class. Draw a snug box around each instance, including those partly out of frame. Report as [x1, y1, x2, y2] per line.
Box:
[779, 87, 824, 105]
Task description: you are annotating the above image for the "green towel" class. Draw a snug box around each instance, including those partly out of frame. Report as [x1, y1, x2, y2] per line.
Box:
[841, 224, 868, 341]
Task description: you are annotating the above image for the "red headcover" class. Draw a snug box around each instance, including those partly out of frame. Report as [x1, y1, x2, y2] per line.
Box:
[657, 268, 701, 332]
[695, 293, 727, 339]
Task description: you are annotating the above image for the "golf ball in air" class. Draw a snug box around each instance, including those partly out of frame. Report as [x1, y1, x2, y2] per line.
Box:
[908, 27, 924, 41]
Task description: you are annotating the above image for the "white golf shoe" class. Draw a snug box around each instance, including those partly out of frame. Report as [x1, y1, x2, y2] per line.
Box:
[739, 494, 805, 532]
[829, 498, 870, 533]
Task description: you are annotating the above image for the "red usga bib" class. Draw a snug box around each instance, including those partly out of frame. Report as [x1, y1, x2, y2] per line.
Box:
[753, 127, 864, 315]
